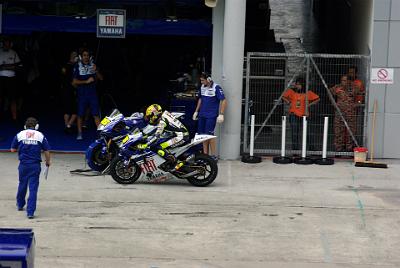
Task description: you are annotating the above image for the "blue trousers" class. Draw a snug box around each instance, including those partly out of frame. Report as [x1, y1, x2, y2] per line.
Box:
[289, 115, 318, 151]
[197, 116, 217, 135]
[17, 163, 41, 216]
[289, 114, 302, 150]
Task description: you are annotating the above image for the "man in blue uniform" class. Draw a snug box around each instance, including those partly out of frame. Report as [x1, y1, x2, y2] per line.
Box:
[11, 117, 51, 219]
[192, 72, 227, 158]
[72, 48, 103, 140]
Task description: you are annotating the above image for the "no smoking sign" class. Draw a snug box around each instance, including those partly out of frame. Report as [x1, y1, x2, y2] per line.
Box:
[371, 68, 394, 84]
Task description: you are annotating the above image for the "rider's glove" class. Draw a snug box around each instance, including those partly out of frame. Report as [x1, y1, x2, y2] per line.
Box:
[217, 114, 224, 124]
[137, 143, 148, 150]
[192, 111, 198, 121]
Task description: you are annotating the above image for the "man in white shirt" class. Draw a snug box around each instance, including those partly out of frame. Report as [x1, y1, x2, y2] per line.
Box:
[0, 36, 22, 122]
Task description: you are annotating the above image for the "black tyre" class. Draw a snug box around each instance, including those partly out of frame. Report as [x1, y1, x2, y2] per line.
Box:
[242, 154, 262, 164]
[186, 154, 218, 187]
[315, 158, 335, 165]
[294, 157, 314, 165]
[273, 156, 293, 164]
[109, 157, 141, 184]
[87, 143, 108, 171]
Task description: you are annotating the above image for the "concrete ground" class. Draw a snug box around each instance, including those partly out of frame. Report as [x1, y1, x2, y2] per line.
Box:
[0, 152, 399, 268]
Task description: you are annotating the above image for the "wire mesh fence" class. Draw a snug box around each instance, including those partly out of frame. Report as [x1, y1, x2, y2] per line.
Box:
[243, 52, 370, 156]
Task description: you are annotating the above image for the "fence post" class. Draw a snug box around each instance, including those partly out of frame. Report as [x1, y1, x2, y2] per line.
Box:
[243, 52, 251, 153]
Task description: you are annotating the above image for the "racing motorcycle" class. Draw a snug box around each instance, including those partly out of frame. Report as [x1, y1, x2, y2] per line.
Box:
[85, 109, 149, 172]
[86, 109, 185, 172]
[109, 131, 218, 187]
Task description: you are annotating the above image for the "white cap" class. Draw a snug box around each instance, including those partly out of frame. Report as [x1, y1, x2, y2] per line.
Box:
[205, 0, 218, 8]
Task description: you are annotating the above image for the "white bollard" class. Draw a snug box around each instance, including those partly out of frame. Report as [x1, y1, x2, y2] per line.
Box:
[250, 115, 255, 157]
[242, 114, 261, 163]
[281, 116, 287, 157]
[273, 116, 292, 164]
[322, 116, 328, 159]
[294, 116, 313, 165]
[301, 116, 307, 158]
[315, 116, 334, 165]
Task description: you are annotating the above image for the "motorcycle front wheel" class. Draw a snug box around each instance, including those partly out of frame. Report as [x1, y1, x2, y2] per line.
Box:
[186, 154, 218, 187]
[110, 157, 141, 184]
[87, 142, 118, 172]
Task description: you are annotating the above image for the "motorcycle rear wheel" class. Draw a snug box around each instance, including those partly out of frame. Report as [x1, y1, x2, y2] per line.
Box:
[186, 154, 218, 187]
[110, 157, 141, 184]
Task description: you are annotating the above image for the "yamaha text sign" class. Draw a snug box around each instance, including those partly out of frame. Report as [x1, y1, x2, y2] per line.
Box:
[97, 9, 126, 38]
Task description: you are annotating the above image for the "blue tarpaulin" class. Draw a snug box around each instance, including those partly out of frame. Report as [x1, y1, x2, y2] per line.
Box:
[0, 228, 35, 268]
[2, 14, 212, 36]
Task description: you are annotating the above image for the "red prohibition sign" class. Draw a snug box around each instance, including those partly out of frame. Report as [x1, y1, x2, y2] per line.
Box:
[377, 69, 388, 79]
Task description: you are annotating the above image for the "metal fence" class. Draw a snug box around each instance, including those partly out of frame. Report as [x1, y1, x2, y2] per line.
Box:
[242, 52, 370, 156]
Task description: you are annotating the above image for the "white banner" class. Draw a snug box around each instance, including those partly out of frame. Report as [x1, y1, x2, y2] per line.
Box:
[371, 68, 394, 84]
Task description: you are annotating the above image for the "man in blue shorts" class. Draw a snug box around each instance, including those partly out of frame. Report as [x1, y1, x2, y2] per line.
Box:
[192, 72, 227, 158]
[11, 117, 51, 219]
[72, 48, 103, 140]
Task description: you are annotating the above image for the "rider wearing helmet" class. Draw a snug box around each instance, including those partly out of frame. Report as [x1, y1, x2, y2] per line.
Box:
[138, 104, 189, 170]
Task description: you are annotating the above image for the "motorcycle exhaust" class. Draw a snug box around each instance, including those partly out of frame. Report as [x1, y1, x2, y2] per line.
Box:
[180, 170, 201, 178]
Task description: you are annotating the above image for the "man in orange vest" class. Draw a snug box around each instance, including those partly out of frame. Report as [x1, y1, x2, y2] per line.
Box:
[282, 77, 320, 151]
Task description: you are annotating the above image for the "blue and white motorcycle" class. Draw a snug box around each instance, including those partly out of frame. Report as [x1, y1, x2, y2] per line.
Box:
[109, 131, 218, 187]
[86, 109, 185, 172]
[85, 109, 150, 172]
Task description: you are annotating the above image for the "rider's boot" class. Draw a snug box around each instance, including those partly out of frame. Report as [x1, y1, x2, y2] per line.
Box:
[158, 149, 174, 167]
[157, 149, 184, 171]
[157, 149, 183, 170]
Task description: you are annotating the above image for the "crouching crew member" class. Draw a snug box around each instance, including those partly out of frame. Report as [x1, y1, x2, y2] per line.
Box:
[10, 117, 51, 219]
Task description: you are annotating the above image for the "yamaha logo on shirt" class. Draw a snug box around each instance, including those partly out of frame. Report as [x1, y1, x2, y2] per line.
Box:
[201, 86, 216, 97]
[78, 62, 96, 76]
[23, 140, 38, 145]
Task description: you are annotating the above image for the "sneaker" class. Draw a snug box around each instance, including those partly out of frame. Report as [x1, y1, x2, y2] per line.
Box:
[76, 133, 83, 140]
[211, 155, 219, 162]
[27, 215, 34, 219]
[17, 207, 23, 211]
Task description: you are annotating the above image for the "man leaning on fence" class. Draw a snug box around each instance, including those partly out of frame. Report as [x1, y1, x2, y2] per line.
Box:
[282, 77, 320, 151]
[348, 66, 365, 104]
[330, 75, 357, 152]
